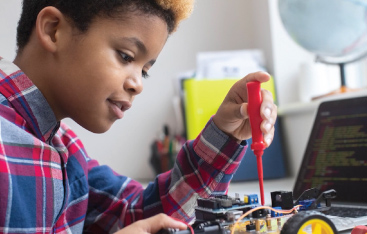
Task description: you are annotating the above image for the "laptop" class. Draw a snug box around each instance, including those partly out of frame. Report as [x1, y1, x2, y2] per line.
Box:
[292, 95, 367, 232]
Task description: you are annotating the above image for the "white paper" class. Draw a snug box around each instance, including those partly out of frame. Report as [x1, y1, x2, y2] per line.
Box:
[196, 50, 266, 79]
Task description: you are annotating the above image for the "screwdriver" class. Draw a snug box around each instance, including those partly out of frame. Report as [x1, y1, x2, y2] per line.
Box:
[246, 81, 266, 205]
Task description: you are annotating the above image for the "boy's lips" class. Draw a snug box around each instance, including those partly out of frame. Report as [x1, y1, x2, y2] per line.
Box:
[107, 99, 132, 119]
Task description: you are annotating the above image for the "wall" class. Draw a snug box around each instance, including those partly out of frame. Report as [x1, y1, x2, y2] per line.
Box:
[0, 1, 22, 59]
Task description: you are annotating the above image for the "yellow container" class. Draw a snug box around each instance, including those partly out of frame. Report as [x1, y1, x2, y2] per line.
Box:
[183, 77, 276, 140]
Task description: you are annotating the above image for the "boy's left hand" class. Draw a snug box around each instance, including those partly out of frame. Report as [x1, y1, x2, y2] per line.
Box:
[212, 72, 277, 147]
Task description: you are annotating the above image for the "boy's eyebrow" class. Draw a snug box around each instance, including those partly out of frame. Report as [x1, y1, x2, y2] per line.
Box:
[124, 37, 147, 53]
[121, 37, 156, 66]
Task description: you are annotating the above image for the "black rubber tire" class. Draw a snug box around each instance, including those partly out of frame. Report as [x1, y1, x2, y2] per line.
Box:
[280, 210, 338, 234]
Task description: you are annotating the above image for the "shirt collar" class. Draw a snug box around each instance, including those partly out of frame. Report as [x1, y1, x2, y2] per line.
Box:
[0, 57, 59, 142]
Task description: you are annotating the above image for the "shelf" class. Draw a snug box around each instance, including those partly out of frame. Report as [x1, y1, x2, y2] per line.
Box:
[278, 89, 367, 116]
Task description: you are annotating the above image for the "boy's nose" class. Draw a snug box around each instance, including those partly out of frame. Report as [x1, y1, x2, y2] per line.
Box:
[124, 73, 143, 96]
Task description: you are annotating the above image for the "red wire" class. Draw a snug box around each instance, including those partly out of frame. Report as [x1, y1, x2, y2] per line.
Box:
[187, 224, 194, 234]
[171, 217, 194, 234]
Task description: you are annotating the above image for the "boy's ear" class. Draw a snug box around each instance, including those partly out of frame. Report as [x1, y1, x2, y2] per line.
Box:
[35, 6, 69, 53]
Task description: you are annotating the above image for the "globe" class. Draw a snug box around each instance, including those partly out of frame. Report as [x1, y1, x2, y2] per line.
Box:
[278, 0, 367, 64]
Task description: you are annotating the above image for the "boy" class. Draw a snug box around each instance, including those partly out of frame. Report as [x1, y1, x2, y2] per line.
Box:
[0, 0, 277, 233]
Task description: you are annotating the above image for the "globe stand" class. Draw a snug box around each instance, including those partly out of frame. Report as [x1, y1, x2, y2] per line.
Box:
[312, 52, 367, 100]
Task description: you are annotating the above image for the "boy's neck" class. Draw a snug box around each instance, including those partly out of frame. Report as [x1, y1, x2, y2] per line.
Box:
[13, 45, 49, 91]
[13, 43, 61, 121]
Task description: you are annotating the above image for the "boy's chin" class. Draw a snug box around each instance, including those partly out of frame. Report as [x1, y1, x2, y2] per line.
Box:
[80, 120, 113, 134]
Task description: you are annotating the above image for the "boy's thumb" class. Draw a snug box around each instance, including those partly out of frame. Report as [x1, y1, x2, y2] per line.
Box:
[147, 214, 187, 233]
[239, 103, 249, 119]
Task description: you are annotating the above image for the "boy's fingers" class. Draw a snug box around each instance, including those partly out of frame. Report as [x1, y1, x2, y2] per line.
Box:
[259, 89, 276, 147]
[261, 89, 274, 104]
[239, 91, 277, 123]
[229, 71, 271, 104]
[264, 127, 275, 147]
[217, 102, 249, 121]
[238, 103, 249, 119]
[260, 89, 277, 122]
[244, 71, 271, 84]
[147, 214, 187, 233]
[235, 71, 271, 93]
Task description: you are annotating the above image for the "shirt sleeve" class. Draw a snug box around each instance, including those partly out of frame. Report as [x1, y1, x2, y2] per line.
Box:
[84, 118, 247, 232]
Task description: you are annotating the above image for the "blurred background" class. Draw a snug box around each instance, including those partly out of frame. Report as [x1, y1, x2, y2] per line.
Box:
[1, 0, 366, 181]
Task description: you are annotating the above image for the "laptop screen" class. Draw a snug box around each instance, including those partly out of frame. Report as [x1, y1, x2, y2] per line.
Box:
[293, 96, 367, 203]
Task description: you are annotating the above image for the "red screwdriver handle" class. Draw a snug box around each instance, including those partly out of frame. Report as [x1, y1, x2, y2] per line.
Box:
[247, 81, 266, 205]
[246, 81, 266, 152]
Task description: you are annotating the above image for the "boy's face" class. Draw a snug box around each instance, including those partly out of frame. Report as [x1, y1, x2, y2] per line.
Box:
[48, 12, 169, 133]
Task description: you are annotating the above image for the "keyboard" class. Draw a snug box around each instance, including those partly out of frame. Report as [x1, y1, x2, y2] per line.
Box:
[323, 206, 367, 218]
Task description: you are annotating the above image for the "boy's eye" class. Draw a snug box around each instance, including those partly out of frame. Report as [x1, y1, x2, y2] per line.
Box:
[142, 70, 150, 79]
[119, 52, 134, 63]
[118, 51, 149, 79]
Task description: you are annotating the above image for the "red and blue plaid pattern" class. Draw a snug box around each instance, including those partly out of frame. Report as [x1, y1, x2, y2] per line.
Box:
[0, 57, 247, 233]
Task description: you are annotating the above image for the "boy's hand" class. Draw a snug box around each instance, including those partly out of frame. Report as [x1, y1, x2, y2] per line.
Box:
[114, 214, 187, 234]
[212, 72, 277, 147]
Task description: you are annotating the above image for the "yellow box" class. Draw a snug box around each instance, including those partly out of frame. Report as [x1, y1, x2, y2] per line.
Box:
[183, 77, 276, 140]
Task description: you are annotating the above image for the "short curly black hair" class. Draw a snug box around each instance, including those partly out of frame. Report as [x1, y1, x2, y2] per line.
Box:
[16, 0, 194, 52]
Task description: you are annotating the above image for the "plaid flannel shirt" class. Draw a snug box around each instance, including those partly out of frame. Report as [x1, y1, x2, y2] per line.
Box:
[0, 57, 247, 233]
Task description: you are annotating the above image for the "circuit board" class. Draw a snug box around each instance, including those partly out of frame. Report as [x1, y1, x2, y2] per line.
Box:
[157, 188, 337, 234]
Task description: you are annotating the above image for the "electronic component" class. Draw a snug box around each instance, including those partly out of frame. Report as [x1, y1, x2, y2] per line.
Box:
[270, 207, 283, 217]
[244, 194, 259, 205]
[252, 208, 268, 218]
[246, 222, 256, 231]
[298, 199, 319, 210]
[271, 191, 293, 209]
[226, 210, 243, 222]
[294, 188, 336, 211]
[195, 195, 256, 222]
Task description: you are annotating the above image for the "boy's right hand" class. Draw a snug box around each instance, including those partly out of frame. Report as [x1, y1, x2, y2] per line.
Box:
[212, 72, 277, 146]
[114, 213, 187, 234]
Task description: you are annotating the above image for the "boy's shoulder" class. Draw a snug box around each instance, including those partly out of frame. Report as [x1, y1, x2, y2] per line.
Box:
[0, 103, 78, 144]
[0, 101, 38, 147]
[0, 101, 86, 163]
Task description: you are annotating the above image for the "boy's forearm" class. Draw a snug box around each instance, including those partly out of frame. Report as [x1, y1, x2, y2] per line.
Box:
[155, 118, 247, 223]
